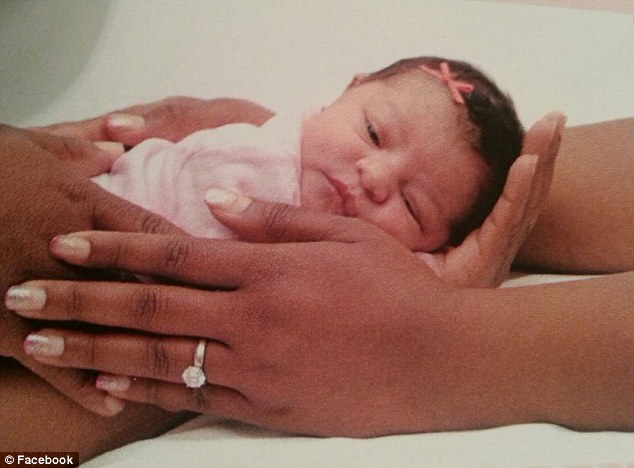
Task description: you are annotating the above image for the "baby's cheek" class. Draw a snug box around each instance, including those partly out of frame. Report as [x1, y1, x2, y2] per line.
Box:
[359, 205, 445, 252]
[358, 205, 411, 245]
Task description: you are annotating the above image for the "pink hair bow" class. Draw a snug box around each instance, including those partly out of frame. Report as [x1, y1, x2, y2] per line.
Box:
[419, 62, 474, 105]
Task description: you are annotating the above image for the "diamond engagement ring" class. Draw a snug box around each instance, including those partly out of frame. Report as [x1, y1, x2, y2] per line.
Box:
[182, 338, 207, 388]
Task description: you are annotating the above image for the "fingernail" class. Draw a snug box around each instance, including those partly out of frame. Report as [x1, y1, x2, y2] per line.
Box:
[5, 285, 47, 311]
[24, 333, 64, 357]
[96, 375, 131, 392]
[104, 395, 126, 415]
[107, 113, 146, 129]
[205, 188, 251, 213]
[94, 141, 125, 156]
[50, 235, 91, 261]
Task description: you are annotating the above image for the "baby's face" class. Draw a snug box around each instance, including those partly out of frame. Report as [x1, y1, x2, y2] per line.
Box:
[300, 70, 489, 251]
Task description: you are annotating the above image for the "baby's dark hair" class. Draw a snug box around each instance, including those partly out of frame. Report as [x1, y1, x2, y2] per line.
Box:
[363, 56, 524, 246]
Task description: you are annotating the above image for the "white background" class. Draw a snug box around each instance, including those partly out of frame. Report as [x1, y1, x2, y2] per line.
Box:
[1, 0, 632, 129]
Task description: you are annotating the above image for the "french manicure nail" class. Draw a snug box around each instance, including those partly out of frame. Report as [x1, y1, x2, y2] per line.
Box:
[5, 285, 46, 311]
[50, 235, 91, 261]
[104, 395, 125, 415]
[107, 113, 146, 129]
[94, 141, 125, 156]
[24, 333, 64, 357]
[96, 375, 131, 392]
[205, 188, 251, 213]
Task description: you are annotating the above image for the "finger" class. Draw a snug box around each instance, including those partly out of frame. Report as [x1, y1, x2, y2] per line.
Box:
[7, 281, 239, 339]
[26, 358, 125, 417]
[105, 97, 275, 146]
[521, 111, 565, 157]
[104, 376, 254, 420]
[478, 153, 538, 255]
[26, 129, 122, 176]
[1, 308, 124, 416]
[525, 113, 564, 212]
[90, 184, 184, 235]
[205, 188, 385, 243]
[22, 329, 236, 388]
[487, 112, 563, 245]
[48, 232, 255, 287]
[36, 116, 110, 141]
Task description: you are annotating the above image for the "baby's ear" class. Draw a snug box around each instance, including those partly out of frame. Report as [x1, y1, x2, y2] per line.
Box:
[347, 73, 369, 89]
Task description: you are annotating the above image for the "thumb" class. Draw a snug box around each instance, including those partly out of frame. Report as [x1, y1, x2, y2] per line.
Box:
[204, 188, 380, 243]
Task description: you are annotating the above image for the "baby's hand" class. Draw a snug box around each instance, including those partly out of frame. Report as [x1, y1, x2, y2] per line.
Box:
[417, 112, 565, 288]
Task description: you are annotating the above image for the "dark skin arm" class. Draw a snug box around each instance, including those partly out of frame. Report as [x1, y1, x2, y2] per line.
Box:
[517, 118, 634, 273]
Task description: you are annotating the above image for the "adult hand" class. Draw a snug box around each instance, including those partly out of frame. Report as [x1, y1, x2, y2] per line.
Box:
[40, 96, 275, 146]
[417, 112, 565, 287]
[0, 124, 182, 415]
[6, 195, 474, 436]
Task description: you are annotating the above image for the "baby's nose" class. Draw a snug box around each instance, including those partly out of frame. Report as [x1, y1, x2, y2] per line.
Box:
[355, 158, 390, 204]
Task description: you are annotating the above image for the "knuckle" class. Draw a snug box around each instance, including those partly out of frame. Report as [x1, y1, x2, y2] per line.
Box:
[86, 335, 98, 367]
[263, 204, 296, 241]
[157, 99, 183, 127]
[58, 136, 79, 158]
[145, 378, 161, 405]
[130, 286, 168, 328]
[163, 238, 191, 274]
[142, 338, 171, 378]
[59, 179, 93, 204]
[106, 238, 125, 267]
[73, 374, 100, 398]
[186, 388, 210, 413]
[47, 368, 100, 405]
[140, 213, 167, 234]
[62, 286, 85, 320]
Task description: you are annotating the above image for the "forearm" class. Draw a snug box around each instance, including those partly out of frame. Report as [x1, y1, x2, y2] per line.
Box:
[456, 272, 634, 431]
[517, 118, 634, 273]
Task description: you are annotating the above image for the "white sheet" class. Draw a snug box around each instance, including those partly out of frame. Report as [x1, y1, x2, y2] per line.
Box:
[87, 420, 634, 468]
[2, 1, 632, 466]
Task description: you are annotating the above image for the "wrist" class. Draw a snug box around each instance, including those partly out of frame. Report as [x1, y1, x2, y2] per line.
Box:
[425, 287, 549, 429]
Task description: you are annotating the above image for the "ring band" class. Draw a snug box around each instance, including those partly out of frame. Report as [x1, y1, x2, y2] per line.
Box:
[182, 339, 207, 388]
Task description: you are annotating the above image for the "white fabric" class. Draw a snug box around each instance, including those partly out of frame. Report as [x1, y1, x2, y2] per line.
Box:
[92, 114, 301, 238]
[87, 422, 634, 468]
